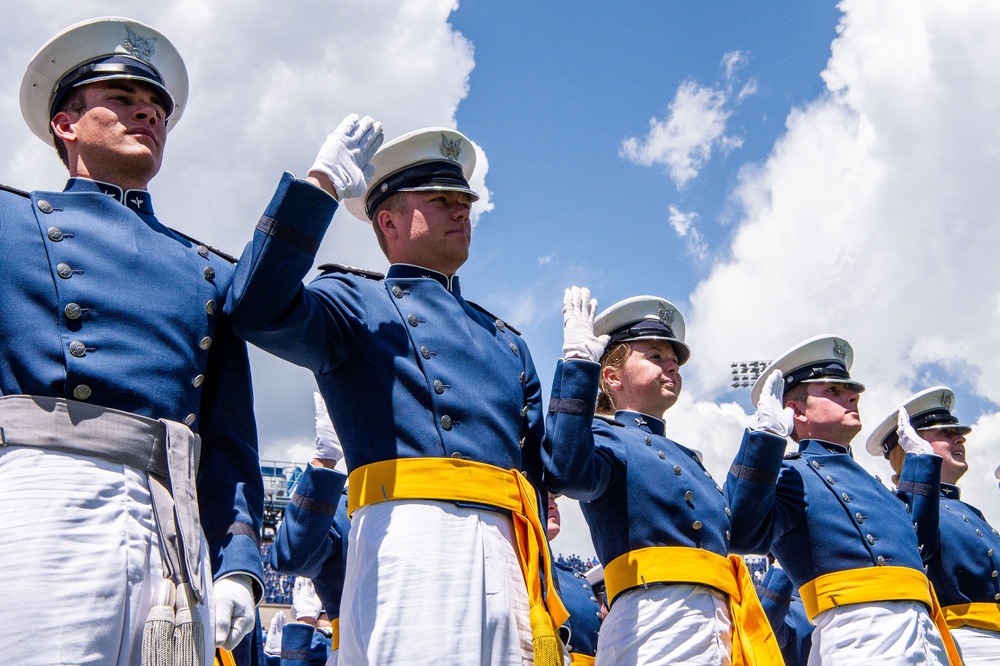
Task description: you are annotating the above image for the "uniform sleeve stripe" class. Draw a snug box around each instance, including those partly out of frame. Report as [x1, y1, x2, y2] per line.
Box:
[291, 492, 340, 516]
[897, 480, 935, 496]
[547, 398, 593, 416]
[281, 649, 311, 660]
[758, 586, 790, 604]
[728, 462, 778, 485]
[227, 520, 262, 548]
[256, 214, 320, 256]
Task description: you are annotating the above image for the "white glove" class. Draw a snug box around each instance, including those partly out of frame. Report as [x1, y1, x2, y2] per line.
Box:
[213, 574, 256, 650]
[897, 408, 934, 455]
[313, 392, 344, 462]
[292, 577, 323, 622]
[753, 370, 795, 438]
[308, 114, 384, 200]
[263, 610, 285, 656]
[561, 286, 609, 362]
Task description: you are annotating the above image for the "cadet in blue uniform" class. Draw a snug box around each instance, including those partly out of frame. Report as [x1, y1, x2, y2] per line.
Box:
[727, 335, 960, 664]
[868, 387, 1000, 663]
[227, 128, 576, 665]
[0, 17, 271, 664]
[546, 493, 602, 665]
[757, 564, 812, 666]
[545, 289, 781, 665]
[270, 393, 350, 666]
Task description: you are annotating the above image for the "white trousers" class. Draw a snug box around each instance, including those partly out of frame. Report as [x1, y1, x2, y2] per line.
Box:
[810, 600, 948, 665]
[951, 626, 1000, 664]
[595, 583, 733, 666]
[339, 500, 532, 665]
[0, 446, 213, 666]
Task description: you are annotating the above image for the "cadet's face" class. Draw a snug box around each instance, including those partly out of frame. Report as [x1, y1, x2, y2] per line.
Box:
[605, 340, 682, 417]
[55, 81, 168, 188]
[791, 382, 862, 446]
[920, 428, 968, 484]
[387, 191, 472, 274]
[546, 493, 561, 540]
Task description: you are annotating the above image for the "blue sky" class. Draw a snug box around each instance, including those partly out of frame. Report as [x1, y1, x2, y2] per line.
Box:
[3, 1, 1000, 559]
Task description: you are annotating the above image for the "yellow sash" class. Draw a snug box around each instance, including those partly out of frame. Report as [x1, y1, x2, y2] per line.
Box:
[330, 617, 340, 652]
[603, 546, 784, 666]
[214, 648, 237, 666]
[943, 602, 1000, 632]
[348, 458, 569, 666]
[570, 654, 596, 666]
[799, 566, 963, 665]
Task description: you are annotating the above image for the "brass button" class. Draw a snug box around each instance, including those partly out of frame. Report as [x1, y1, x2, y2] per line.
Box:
[977, 529, 983, 537]
[989, 549, 994, 557]
[509, 342, 518, 355]
[519, 436, 526, 448]
[995, 593, 1000, 601]
[811, 460, 821, 469]
[866, 534, 876, 545]
[692, 521, 703, 530]
[826, 475, 835, 484]
[725, 506, 732, 517]
[184, 414, 196, 426]
[407, 313, 419, 327]
[56, 263, 73, 279]
[392, 286, 403, 298]
[495, 319, 505, 331]
[206, 300, 217, 315]
[199, 336, 212, 350]
[73, 384, 92, 400]
[842, 492, 851, 503]
[203, 266, 215, 281]
[198, 245, 210, 258]
[64, 303, 82, 320]
[47, 226, 64, 241]
[37, 200, 53, 214]
[877, 555, 885, 566]
[645, 436, 651, 446]
[658, 451, 665, 460]
[520, 372, 527, 384]
[993, 571, 999, 579]
[726, 530, 731, 540]
[441, 415, 452, 430]
[192, 374, 205, 388]
[684, 491, 694, 501]
[433, 379, 445, 394]
[674, 465, 682, 476]
[963, 515, 969, 522]
[420, 345, 432, 359]
[69, 340, 86, 357]
[521, 405, 529, 417]
[856, 512, 864, 524]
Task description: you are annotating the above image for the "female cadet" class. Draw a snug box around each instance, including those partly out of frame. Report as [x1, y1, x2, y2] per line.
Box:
[868, 387, 1000, 664]
[544, 287, 780, 665]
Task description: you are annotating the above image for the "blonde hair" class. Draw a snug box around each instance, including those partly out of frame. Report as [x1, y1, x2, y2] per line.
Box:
[887, 444, 906, 486]
[596, 343, 630, 416]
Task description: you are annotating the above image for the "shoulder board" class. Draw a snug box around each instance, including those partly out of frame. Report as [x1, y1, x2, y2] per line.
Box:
[168, 227, 238, 264]
[466, 301, 521, 335]
[594, 414, 625, 427]
[317, 262, 384, 280]
[0, 183, 30, 198]
[783, 452, 802, 460]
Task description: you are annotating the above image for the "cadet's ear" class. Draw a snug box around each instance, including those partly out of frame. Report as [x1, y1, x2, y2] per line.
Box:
[51, 112, 78, 144]
[376, 209, 397, 240]
[602, 364, 622, 390]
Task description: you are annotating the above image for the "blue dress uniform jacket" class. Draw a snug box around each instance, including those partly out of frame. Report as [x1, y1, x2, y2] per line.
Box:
[271, 464, 351, 617]
[758, 566, 812, 666]
[0, 178, 263, 585]
[226, 173, 555, 491]
[544, 359, 735, 569]
[554, 562, 602, 661]
[726, 430, 942, 591]
[920, 484, 1000, 608]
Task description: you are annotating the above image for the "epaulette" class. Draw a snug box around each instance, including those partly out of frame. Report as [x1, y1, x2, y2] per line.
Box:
[594, 414, 625, 427]
[317, 262, 384, 280]
[783, 451, 802, 460]
[0, 183, 30, 198]
[169, 227, 238, 264]
[467, 301, 521, 336]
